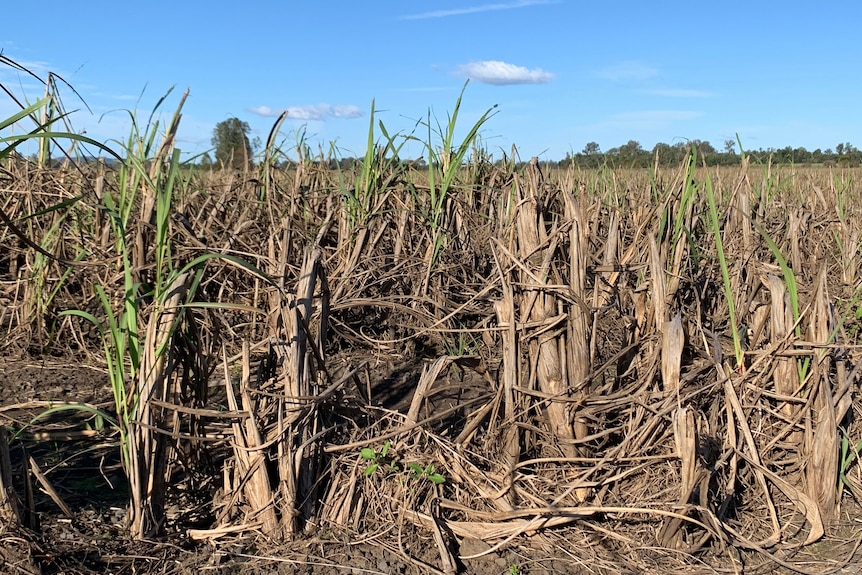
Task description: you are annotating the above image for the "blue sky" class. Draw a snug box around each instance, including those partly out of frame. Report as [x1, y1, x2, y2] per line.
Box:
[1, 0, 860, 162]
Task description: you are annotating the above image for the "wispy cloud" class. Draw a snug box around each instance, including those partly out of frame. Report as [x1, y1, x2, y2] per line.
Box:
[598, 61, 659, 82]
[90, 90, 140, 102]
[248, 104, 363, 120]
[601, 110, 702, 130]
[248, 106, 281, 117]
[397, 86, 452, 93]
[0, 57, 53, 76]
[401, 0, 555, 20]
[643, 88, 712, 98]
[458, 60, 553, 85]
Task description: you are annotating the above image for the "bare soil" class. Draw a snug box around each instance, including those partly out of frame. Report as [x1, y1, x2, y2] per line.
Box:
[4, 356, 862, 575]
[0, 356, 529, 575]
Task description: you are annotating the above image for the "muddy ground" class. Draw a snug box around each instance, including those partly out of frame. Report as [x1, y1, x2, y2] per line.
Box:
[2, 357, 862, 575]
[0, 356, 536, 575]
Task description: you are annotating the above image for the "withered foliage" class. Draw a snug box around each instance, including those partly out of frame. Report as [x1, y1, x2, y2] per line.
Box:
[3, 147, 862, 572]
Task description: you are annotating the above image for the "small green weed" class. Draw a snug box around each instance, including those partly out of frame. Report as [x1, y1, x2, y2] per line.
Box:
[442, 331, 479, 357]
[360, 441, 446, 484]
[839, 427, 862, 499]
[360, 440, 399, 476]
[407, 462, 446, 485]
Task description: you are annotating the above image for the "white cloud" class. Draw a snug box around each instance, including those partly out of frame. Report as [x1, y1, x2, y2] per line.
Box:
[598, 61, 659, 82]
[248, 105, 281, 117]
[248, 104, 363, 120]
[401, 0, 555, 20]
[328, 105, 362, 119]
[458, 61, 553, 85]
[644, 88, 712, 98]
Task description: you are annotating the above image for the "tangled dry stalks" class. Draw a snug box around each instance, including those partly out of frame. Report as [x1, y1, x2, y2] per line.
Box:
[2, 148, 862, 573]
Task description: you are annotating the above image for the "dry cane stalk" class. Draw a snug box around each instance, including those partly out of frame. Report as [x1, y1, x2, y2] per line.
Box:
[563, 192, 592, 459]
[493, 295, 519, 510]
[650, 235, 667, 329]
[661, 313, 684, 394]
[840, 223, 859, 285]
[272, 247, 325, 536]
[765, 274, 802, 446]
[221, 343, 280, 538]
[657, 407, 698, 549]
[515, 160, 576, 460]
[725, 155, 753, 256]
[788, 209, 807, 274]
[407, 356, 451, 425]
[0, 426, 21, 527]
[805, 267, 839, 521]
[718, 359, 787, 547]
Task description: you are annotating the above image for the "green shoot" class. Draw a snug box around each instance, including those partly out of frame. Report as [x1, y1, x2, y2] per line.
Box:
[839, 427, 862, 499]
[420, 81, 498, 265]
[407, 463, 446, 484]
[348, 101, 407, 231]
[704, 169, 744, 370]
[360, 442, 444, 484]
[361, 440, 397, 476]
[752, 218, 810, 380]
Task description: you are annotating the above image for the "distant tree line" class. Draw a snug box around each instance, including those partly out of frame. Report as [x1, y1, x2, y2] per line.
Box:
[202, 117, 860, 170]
[561, 140, 861, 168]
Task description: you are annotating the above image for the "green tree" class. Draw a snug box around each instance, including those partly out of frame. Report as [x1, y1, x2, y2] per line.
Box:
[619, 140, 643, 157]
[812, 148, 823, 164]
[212, 117, 253, 170]
[691, 139, 716, 157]
[651, 142, 672, 163]
[615, 140, 646, 167]
[582, 141, 601, 155]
